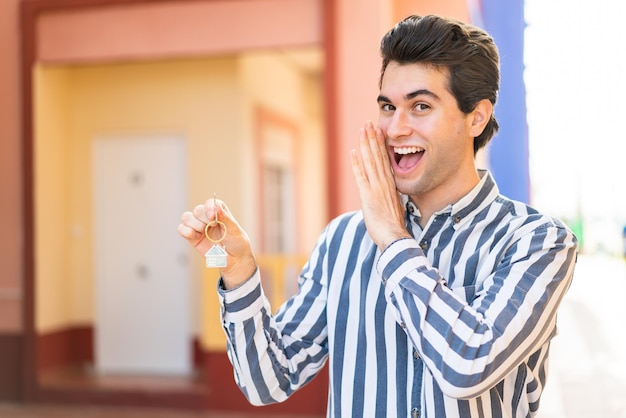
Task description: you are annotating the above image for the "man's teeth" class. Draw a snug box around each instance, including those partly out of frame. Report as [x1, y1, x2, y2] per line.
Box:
[394, 146, 424, 155]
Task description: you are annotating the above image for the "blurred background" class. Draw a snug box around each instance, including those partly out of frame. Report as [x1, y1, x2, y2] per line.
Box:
[525, 1, 626, 417]
[526, 0, 626, 257]
[0, 0, 624, 417]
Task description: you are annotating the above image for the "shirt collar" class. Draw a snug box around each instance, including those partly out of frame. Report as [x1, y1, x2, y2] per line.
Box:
[402, 169, 500, 229]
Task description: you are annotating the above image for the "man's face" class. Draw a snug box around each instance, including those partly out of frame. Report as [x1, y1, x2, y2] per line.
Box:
[377, 62, 477, 203]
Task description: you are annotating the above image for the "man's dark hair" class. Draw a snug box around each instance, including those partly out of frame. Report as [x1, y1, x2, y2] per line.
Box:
[380, 15, 500, 154]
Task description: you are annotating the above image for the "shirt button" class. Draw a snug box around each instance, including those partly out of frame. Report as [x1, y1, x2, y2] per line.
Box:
[419, 241, 428, 251]
[411, 407, 419, 418]
[400, 322, 406, 330]
[453, 216, 461, 223]
[413, 349, 420, 359]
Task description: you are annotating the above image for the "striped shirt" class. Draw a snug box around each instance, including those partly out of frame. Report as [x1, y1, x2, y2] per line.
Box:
[218, 170, 578, 418]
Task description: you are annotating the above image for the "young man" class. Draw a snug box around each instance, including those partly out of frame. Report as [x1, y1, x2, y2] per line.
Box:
[178, 15, 578, 418]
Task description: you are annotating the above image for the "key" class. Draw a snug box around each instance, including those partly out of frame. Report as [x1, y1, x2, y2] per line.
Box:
[204, 194, 228, 268]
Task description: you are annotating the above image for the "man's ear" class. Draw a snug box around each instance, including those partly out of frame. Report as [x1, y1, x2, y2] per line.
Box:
[469, 99, 493, 138]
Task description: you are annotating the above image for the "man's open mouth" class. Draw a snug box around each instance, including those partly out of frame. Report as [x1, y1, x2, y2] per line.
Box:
[394, 146, 424, 170]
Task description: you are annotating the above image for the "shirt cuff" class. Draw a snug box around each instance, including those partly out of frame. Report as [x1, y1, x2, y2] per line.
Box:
[217, 267, 267, 323]
[377, 238, 437, 294]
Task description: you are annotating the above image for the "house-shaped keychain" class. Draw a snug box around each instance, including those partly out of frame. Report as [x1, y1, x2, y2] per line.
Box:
[205, 244, 227, 268]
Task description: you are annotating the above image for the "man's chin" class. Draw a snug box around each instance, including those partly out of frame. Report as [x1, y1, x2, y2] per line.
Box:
[394, 176, 416, 192]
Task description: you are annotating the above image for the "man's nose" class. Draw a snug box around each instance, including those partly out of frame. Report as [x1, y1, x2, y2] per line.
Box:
[386, 111, 412, 139]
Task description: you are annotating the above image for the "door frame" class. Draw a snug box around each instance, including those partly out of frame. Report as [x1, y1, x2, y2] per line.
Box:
[19, 0, 337, 406]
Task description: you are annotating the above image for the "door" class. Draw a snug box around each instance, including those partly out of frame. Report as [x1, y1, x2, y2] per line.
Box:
[93, 134, 191, 375]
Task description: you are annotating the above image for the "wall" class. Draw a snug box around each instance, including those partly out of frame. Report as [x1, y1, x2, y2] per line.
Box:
[37, 0, 321, 64]
[392, 0, 470, 22]
[0, 0, 22, 401]
[33, 66, 72, 332]
[327, 0, 388, 216]
[0, 0, 22, 334]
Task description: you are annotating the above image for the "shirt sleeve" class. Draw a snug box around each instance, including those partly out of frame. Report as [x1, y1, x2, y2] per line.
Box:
[217, 236, 329, 406]
[377, 217, 578, 399]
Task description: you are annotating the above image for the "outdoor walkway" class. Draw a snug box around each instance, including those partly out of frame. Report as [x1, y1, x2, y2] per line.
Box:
[537, 254, 626, 418]
[1, 254, 625, 418]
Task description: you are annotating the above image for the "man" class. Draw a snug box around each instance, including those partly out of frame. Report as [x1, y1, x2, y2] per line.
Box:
[178, 15, 577, 418]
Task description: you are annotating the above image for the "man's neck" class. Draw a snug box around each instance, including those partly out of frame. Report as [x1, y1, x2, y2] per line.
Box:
[411, 169, 481, 229]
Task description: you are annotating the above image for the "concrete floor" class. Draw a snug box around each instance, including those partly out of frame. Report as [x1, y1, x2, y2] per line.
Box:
[1, 254, 625, 418]
[0, 404, 322, 418]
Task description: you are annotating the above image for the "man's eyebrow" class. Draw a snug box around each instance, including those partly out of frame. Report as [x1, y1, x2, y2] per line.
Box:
[377, 89, 440, 103]
[406, 89, 440, 101]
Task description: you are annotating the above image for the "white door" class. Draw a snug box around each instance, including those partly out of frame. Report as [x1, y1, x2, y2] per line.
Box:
[93, 134, 191, 375]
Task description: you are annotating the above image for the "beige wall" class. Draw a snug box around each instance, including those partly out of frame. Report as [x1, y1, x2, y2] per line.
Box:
[34, 66, 72, 332]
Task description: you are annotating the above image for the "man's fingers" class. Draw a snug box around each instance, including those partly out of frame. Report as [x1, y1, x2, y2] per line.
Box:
[351, 145, 366, 181]
[177, 222, 202, 241]
[203, 198, 250, 247]
[359, 127, 376, 177]
[192, 204, 210, 224]
[181, 210, 206, 233]
[358, 122, 386, 180]
[204, 199, 235, 229]
[365, 122, 392, 179]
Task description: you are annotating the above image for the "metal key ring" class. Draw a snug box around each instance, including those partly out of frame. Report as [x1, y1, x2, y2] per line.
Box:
[204, 220, 227, 243]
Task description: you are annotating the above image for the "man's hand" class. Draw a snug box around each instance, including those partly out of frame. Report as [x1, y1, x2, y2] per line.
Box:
[177, 199, 257, 289]
[351, 121, 411, 250]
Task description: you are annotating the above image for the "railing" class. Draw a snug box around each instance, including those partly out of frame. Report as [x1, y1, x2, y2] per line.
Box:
[256, 254, 308, 312]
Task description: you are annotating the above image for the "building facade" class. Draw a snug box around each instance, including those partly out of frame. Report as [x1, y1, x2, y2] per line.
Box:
[0, 0, 525, 413]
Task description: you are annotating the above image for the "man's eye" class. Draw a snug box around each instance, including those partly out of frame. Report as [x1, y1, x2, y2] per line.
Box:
[414, 103, 430, 112]
[381, 103, 395, 112]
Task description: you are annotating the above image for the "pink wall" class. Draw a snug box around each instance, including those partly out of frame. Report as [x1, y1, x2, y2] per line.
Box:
[38, 0, 321, 64]
[0, 0, 22, 333]
[393, 0, 470, 22]
[326, 0, 390, 216]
